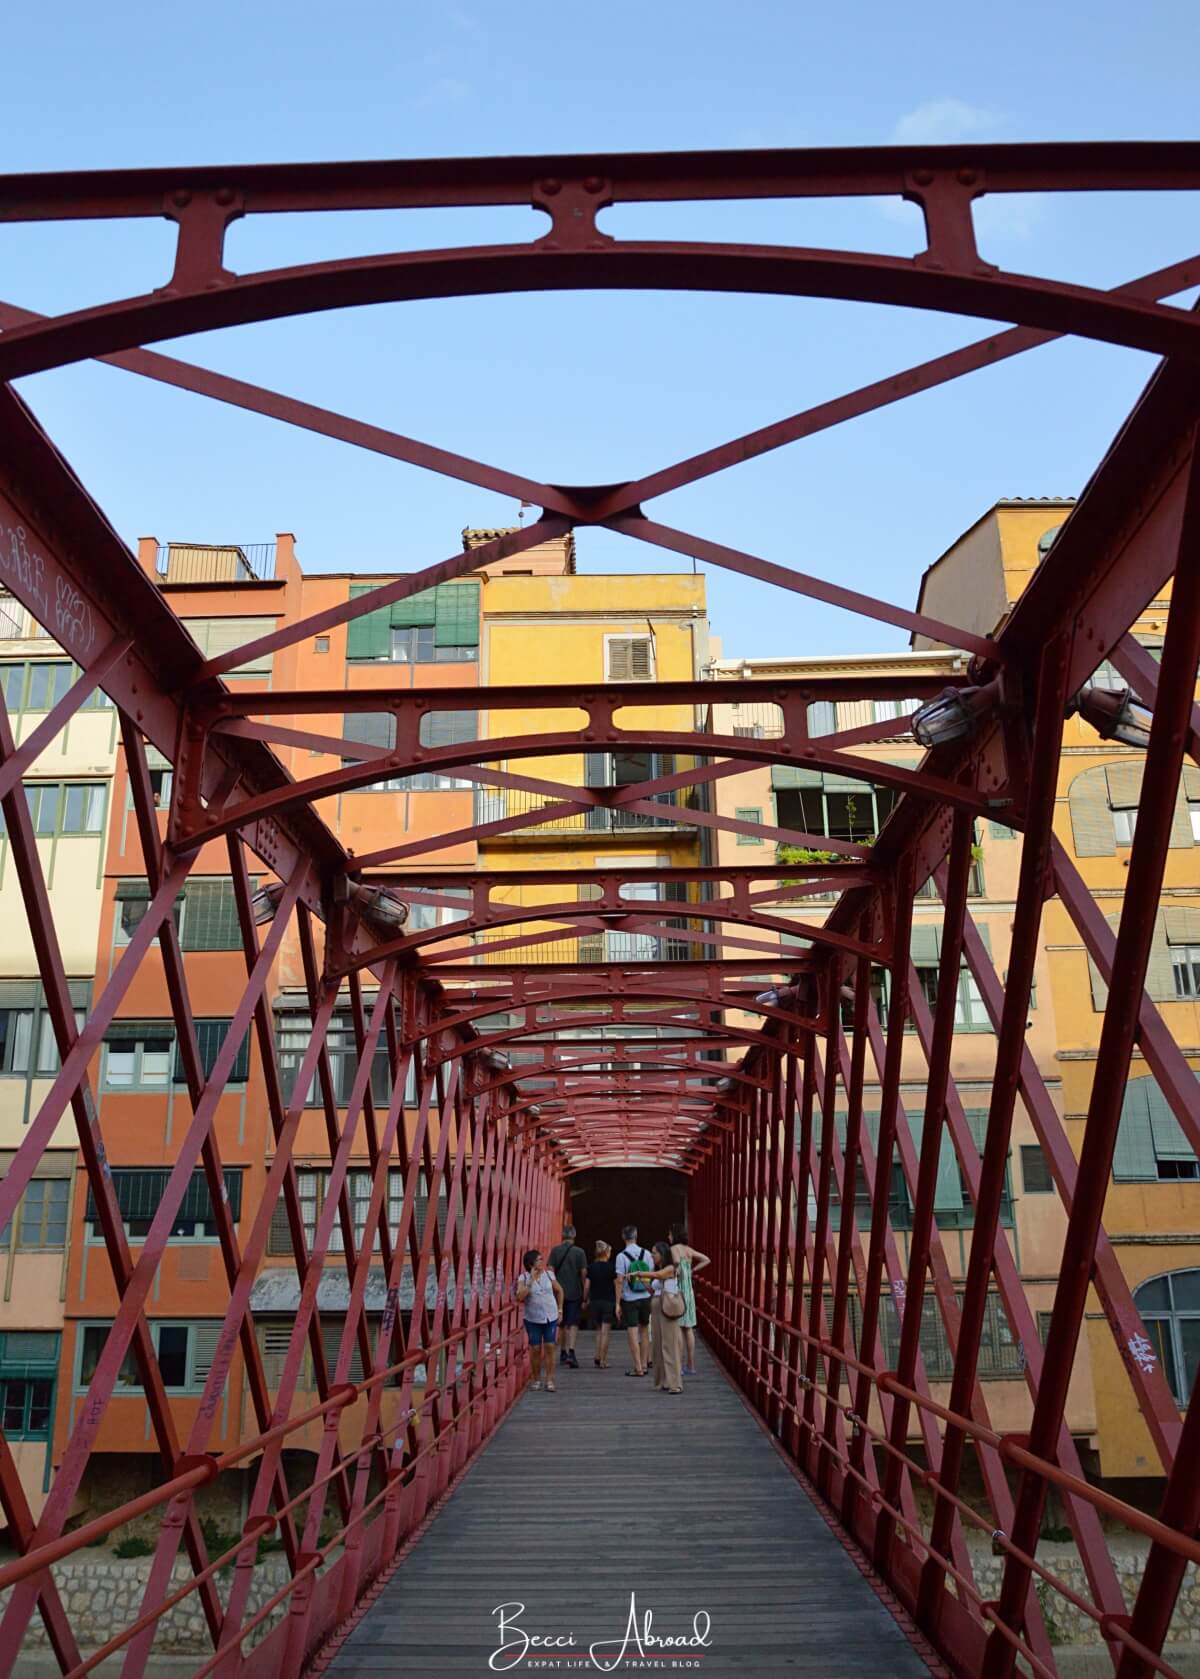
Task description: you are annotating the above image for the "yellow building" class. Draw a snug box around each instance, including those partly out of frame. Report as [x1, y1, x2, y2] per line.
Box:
[917, 498, 1200, 1483]
[707, 641, 1099, 1451]
[472, 530, 710, 965]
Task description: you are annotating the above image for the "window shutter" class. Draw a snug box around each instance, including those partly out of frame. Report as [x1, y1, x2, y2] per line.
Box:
[909, 926, 940, 966]
[807, 701, 837, 736]
[988, 820, 1015, 841]
[342, 711, 396, 761]
[1104, 761, 1144, 808]
[1145, 1077, 1196, 1162]
[1114, 1080, 1159, 1180]
[606, 637, 653, 681]
[191, 1324, 223, 1386]
[1069, 766, 1116, 857]
[345, 586, 393, 659]
[931, 1132, 963, 1215]
[179, 880, 241, 951]
[180, 618, 275, 677]
[1088, 947, 1109, 1012]
[388, 587, 437, 629]
[1145, 912, 1177, 1002]
[321, 1321, 366, 1383]
[267, 1198, 293, 1255]
[258, 1320, 293, 1386]
[174, 1020, 250, 1085]
[1168, 781, 1194, 849]
[115, 878, 151, 902]
[1164, 907, 1200, 945]
[433, 581, 480, 647]
[419, 710, 478, 748]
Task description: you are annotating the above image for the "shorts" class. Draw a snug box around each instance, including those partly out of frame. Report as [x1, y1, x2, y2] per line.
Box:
[524, 1319, 558, 1346]
[561, 1298, 583, 1327]
[620, 1298, 651, 1328]
[589, 1301, 615, 1326]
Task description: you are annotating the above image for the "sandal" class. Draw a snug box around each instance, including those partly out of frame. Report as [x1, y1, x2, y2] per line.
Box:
[546, 1381, 556, 1393]
[531, 1380, 542, 1391]
[594, 1358, 602, 1367]
[625, 1369, 646, 1378]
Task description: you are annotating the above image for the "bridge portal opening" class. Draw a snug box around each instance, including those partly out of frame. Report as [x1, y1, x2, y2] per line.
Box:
[565, 1166, 688, 1257]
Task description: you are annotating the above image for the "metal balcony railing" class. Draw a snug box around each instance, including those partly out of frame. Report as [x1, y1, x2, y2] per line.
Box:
[474, 783, 697, 834]
[155, 542, 277, 583]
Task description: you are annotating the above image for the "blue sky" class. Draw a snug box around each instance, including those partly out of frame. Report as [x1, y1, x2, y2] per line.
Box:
[2, 0, 1197, 657]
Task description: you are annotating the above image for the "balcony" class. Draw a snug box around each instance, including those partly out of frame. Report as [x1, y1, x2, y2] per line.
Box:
[475, 780, 698, 837]
[155, 542, 276, 584]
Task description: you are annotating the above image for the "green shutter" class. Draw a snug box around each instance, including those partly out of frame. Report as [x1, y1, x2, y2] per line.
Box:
[434, 581, 480, 647]
[346, 586, 392, 660]
[1145, 1077, 1196, 1162]
[935, 1135, 963, 1214]
[115, 878, 151, 901]
[909, 925, 940, 966]
[1113, 1080, 1158, 1181]
[823, 772, 873, 793]
[771, 766, 824, 791]
[988, 820, 1015, 841]
[1069, 766, 1116, 857]
[388, 587, 437, 629]
[180, 880, 241, 952]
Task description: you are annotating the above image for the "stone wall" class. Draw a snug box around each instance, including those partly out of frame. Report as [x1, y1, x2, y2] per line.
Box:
[2, 1555, 295, 1654]
[959, 1540, 1200, 1649]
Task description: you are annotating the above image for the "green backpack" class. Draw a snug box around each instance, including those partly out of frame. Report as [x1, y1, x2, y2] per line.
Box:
[623, 1247, 651, 1296]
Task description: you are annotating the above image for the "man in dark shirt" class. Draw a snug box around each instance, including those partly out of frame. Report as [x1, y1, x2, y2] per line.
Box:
[548, 1222, 587, 1368]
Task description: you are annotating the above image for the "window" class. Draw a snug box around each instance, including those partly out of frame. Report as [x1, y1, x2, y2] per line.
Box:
[314, 636, 330, 653]
[17, 781, 107, 837]
[256, 1315, 404, 1388]
[179, 617, 275, 678]
[345, 580, 480, 663]
[0, 1001, 86, 1076]
[1, 1378, 53, 1437]
[1113, 1077, 1200, 1182]
[266, 1166, 416, 1255]
[102, 1020, 250, 1091]
[807, 700, 836, 736]
[0, 660, 114, 713]
[1068, 761, 1200, 858]
[14, 1178, 70, 1248]
[1134, 1270, 1200, 1408]
[605, 635, 654, 682]
[1173, 945, 1200, 1000]
[829, 1158, 911, 1230]
[77, 1320, 224, 1394]
[1089, 908, 1200, 1010]
[114, 878, 243, 951]
[1113, 804, 1137, 846]
[735, 807, 763, 844]
[102, 1025, 174, 1089]
[275, 1008, 409, 1108]
[872, 697, 917, 724]
[340, 712, 475, 791]
[914, 965, 991, 1033]
[1021, 1144, 1054, 1194]
[868, 1289, 1021, 1380]
[85, 1168, 242, 1241]
[388, 624, 476, 663]
[773, 774, 897, 844]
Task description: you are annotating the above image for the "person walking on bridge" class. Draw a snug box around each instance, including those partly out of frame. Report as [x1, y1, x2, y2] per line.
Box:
[645, 1240, 685, 1395]
[549, 1223, 587, 1370]
[615, 1223, 653, 1378]
[517, 1248, 564, 1393]
[586, 1239, 617, 1367]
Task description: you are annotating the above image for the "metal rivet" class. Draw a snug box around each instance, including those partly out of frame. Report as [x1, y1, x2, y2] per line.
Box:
[215, 187, 235, 207]
[540, 178, 562, 197]
[912, 169, 934, 187]
[172, 190, 192, 209]
[958, 168, 978, 187]
[583, 176, 604, 194]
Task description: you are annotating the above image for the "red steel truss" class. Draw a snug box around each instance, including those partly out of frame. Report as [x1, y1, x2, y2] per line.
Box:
[0, 145, 1195, 1677]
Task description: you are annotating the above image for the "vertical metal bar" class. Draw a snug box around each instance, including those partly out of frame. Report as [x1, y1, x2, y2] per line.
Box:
[918, 632, 1071, 1645]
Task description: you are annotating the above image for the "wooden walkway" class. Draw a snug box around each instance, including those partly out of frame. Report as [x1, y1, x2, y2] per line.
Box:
[322, 1331, 933, 1676]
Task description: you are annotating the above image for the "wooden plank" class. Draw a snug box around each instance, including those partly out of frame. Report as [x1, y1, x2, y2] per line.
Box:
[322, 1333, 932, 1676]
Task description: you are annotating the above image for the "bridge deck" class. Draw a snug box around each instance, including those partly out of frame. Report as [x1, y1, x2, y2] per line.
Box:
[321, 1332, 933, 1676]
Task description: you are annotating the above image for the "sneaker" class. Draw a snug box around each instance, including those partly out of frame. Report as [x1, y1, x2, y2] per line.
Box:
[531, 1380, 542, 1391]
[546, 1381, 557, 1393]
[559, 1349, 569, 1364]
[567, 1350, 579, 1369]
